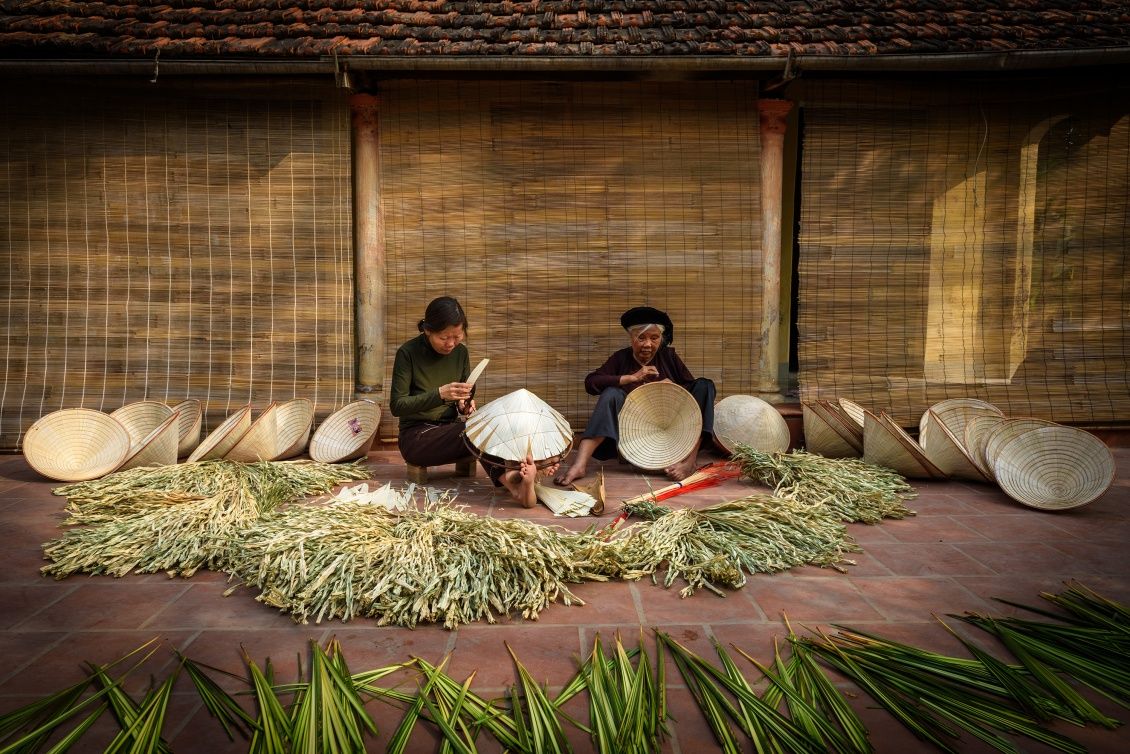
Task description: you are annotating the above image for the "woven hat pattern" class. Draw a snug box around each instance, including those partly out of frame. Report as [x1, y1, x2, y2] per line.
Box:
[464, 389, 572, 463]
[811, 400, 863, 452]
[837, 398, 866, 432]
[117, 413, 180, 471]
[275, 398, 315, 460]
[920, 410, 988, 482]
[23, 408, 131, 482]
[984, 418, 1059, 471]
[188, 405, 252, 462]
[713, 395, 790, 454]
[110, 400, 175, 448]
[993, 426, 1115, 510]
[170, 399, 203, 457]
[963, 414, 1007, 481]
[617, 382, 702, 470]
[862, 411, 944, 479]
[919, 398, 1002, 437]
[310, 400, 381, 463]
[801, 403, 860, 458]
[225, 403, 280, 463]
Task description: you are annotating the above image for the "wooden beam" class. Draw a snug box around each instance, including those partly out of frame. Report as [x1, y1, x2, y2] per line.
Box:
[757, 98, 793, 397]
[350, 93, 385, 397]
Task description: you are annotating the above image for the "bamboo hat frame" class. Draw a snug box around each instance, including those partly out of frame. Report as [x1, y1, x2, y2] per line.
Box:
[170, 399, 202, 458]
[617, 382, 702, 471]
[712, 395, 790, 455]
[117, 412, 181, 472]
[463, 389, 573, 468]
[275, 398, 315, 460]
[225, 403, 279, 463]
[110, 400, 175, 449]
[993, 426, 1115, 510]
[920, 409, 989, 482]
[862, 410, 945, 479]
[187, 404, 252, 463]
[801, 402, 860, 459]
[309, 400, 381, 464]
[23, 408, 131, 482]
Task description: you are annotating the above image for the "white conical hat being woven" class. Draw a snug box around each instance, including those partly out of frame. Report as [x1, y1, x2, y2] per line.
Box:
[464, 389, 572, 463]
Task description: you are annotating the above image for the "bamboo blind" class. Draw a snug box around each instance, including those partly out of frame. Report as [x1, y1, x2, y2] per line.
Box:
[0, 82, 354, 451]
[378, 80, 763, 438]
[796, 79, 1130, 426]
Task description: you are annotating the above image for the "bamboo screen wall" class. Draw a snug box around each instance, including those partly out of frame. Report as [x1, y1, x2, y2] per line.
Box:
[797, 79, 1130, 427]
[0, 83, 354, 451]
[379, 80, 763, 437]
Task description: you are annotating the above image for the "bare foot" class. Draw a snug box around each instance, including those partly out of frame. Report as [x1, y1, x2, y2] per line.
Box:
[664, 455, 698, 481]
[554, 460, 587, 487]
[502, 453, 538, 508]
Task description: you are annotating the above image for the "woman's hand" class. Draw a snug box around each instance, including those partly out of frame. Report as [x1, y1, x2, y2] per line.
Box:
[457, 398, 477, 416]
[439, 381, 473, 402]
[622, 366, 659, 386]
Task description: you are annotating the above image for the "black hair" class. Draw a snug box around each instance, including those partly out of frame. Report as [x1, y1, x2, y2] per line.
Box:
[418, 296, 468, 333]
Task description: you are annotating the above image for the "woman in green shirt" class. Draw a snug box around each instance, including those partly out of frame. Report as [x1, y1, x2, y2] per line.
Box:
[390, 296, 538, 507]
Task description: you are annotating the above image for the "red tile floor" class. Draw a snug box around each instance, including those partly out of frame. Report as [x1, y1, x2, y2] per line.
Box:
[2, 445, 1128, 753]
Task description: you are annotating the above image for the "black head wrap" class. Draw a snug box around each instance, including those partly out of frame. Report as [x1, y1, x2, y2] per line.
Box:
[620, 306, 674, 346]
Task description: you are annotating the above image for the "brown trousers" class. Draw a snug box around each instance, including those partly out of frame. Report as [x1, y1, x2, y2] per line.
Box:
[398, 421, 504, 485]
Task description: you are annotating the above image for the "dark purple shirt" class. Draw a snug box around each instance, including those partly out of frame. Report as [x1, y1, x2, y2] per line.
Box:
[584, 346, 696, 395]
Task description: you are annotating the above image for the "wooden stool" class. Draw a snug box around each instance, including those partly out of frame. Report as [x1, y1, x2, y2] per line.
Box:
[406, 458, 477, 484]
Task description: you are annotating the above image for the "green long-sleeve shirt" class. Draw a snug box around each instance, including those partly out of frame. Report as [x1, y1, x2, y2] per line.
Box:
[390, 333, 471, 430]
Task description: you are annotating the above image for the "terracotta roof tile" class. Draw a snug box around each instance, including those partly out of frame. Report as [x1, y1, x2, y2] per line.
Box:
[0, 1, 1127, 61]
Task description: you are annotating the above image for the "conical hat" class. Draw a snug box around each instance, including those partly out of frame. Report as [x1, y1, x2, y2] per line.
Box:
[225, 403, 280, 463]
[919, 398, 1002, 437]
[310, 400, 381, 463]
[837, 398, 865, 432]
[963, 414, 1007, 481]
[275, 398, 314, 459]
[811, 400, 863, 452]
[188, 405, 252, 462]
[463, 389, 572, 464]
[617, 382, 702, 471]
[117, 412, 180, 471]
[863, 411, 944, 479]
[23, 408, 131, 482]
[802, 403, 860, 458]
[920, 410, 989, 482]
[170, 399, 203, 457]
[984, 418, 1059, 471]
[994, 426, 1115, 510]
[712, 395, 790, 455]
[110, 400, 174, 448]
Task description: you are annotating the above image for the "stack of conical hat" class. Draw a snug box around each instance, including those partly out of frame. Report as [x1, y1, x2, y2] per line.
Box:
[963, 414, 1008, 480]
[994, 425, 1115, 510]
[225, 403, 280, 462]
[188, 405, 252, 462]
[920, 409, 989, 482]
[802, 403, 860, 458]
[170, 399, 203, 458]
[117, 412, 181, 471]
[464, 389, 572, 464]
[862, 410, 944, 479]
[110, 400, 174, 449]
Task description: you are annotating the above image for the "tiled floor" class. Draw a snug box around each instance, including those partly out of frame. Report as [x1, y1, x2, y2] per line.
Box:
[2, 446, 1128, 753]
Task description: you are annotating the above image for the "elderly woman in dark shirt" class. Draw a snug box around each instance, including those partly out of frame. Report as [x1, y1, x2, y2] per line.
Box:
[554, 306, 715, 485]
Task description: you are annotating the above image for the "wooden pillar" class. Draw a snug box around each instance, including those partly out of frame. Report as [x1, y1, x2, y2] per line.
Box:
[756, 99, 793, 398]
[350, 93, 385, 397]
